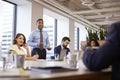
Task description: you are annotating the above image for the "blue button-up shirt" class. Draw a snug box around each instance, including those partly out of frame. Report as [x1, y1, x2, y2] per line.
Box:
[27, 29, 50, 49]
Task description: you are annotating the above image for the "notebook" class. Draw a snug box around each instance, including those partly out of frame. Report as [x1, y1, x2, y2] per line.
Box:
[31, 66, 78, 73]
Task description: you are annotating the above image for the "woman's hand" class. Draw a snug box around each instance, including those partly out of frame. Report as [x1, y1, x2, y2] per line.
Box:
[23, 44, 29, 49]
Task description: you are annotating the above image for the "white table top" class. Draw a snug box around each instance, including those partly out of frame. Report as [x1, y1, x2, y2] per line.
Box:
[0, 59, 111, 80]
[24, 59, 111, 79]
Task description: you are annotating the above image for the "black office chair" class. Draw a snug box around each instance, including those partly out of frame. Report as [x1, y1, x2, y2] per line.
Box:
[31, 48, 46, 59]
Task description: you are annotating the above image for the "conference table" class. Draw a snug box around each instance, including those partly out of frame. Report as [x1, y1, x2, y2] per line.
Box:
[0, 59, 112, 80]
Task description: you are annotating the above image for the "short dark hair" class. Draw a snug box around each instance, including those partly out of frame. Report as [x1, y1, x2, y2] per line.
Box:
[36, 19, 43, 23]
[62, 37, 70, 42]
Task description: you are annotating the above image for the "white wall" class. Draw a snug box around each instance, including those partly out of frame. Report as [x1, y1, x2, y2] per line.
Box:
[16, 1, 31, 40]
[31, 1, 43, 31]
[69, 19, 75, 52]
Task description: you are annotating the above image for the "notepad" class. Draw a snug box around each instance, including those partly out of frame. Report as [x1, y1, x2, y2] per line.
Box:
[31, 66, 78, 73]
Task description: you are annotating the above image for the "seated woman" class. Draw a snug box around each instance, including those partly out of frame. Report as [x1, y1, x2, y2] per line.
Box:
[87, 39, 100, 49]
[9, 33, 39, 60]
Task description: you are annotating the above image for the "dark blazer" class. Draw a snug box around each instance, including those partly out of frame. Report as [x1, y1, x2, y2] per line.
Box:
[54, 45, 70, 56]
[83, 21, 120, 80]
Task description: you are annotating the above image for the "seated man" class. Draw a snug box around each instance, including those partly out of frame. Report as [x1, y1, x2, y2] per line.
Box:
[54, 37, 70, 60]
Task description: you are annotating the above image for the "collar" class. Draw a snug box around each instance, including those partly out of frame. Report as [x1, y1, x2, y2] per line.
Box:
[36, 28, 43, 32]
[61, 44, 64, 49]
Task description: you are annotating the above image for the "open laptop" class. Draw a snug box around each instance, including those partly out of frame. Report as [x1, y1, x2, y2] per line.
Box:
[59, 49, 67, 60]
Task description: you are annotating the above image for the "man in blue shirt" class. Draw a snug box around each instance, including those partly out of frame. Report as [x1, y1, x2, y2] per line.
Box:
[27, 19, 51, 59]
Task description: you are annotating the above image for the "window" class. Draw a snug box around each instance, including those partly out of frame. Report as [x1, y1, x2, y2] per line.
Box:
[74, 27, 80, 50]
[0, 1, 17, 53]
[43, 15, 55, 57]
[43, 15, 55, 48]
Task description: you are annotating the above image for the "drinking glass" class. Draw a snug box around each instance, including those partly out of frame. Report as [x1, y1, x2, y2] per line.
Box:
[1, 53, 8, 71]
[1, 53, 15, 70]
[67, 52, 79, 69]
[6, 54, 15, 69]
[54, 53, 59, 60]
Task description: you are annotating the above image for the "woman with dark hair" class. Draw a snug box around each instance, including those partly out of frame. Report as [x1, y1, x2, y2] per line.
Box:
[87, 39, 100, 47]
[9, 33, 38, 60]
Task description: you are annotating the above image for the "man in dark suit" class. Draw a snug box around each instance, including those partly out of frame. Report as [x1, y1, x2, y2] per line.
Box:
[83, 21, 120, 80]
[54, 37, 70, 59]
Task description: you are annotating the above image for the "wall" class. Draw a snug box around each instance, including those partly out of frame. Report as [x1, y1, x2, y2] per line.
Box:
[31, 1, 43, 31]
[69, 19, 75, 52]
[16, 1, 31, 40]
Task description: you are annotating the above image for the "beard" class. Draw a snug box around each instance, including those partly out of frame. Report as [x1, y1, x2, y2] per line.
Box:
[62, 45, 67, 49]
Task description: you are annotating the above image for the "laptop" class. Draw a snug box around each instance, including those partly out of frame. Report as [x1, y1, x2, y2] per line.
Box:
[59, 49, 67, 60]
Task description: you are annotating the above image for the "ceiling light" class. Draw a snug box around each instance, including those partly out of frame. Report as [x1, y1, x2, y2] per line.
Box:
[82, 2, 95, 6]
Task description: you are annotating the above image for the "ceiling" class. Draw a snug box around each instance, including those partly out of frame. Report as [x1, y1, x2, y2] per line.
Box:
[33, 0, 120, 29]
[7, 0, 120, 29]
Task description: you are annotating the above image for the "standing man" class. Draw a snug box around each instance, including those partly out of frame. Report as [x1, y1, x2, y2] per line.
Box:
[27, 19, 51, 59]
[54, 37, 70, 60]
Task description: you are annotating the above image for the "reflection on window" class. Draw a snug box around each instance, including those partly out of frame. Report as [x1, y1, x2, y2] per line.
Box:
[43, 15, 55, 48]
[43, 15, 55, 58]
[0, 1, 16, 53]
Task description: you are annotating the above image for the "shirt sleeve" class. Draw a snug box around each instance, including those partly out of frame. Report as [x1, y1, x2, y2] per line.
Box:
[9, 45, 16, 51]
[27, 31, 38, 47]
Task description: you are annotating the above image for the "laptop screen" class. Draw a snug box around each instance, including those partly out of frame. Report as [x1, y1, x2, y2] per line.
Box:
[59, 49, 67, 60]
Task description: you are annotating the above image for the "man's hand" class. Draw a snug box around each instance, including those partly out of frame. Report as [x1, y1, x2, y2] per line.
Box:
[38, 42, 43, 48]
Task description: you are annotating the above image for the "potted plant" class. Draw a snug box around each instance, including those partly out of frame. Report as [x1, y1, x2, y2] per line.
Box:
[99, 26, 107, 40]
[85, 26, 107, 46]
[85, 27, 99, 40]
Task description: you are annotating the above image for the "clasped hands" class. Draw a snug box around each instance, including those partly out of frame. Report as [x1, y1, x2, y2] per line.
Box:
[38, 42, 52, 50]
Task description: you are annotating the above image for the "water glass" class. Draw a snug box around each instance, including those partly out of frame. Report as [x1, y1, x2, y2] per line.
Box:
[68, 53, 79, 68]
[6, 54, 15, 69]
[1, 53, 14, 71]
[54, 53, 59, 60]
